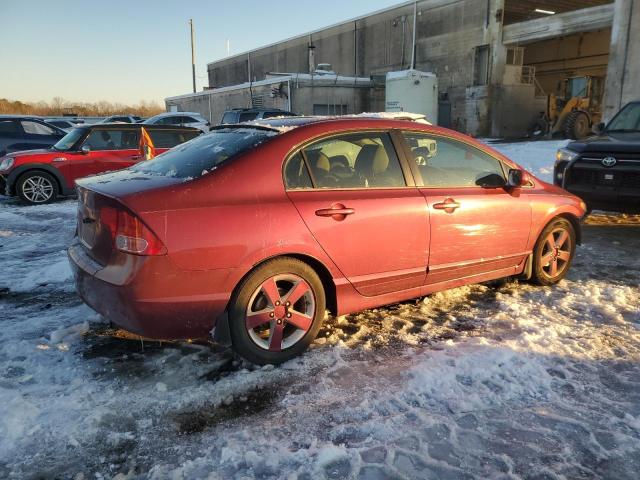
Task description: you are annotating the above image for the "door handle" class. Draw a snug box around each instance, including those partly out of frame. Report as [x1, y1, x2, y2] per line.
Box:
[131, 155, 143, 160]
[432, 198, 460, 213]
[315, 203, 355, 221]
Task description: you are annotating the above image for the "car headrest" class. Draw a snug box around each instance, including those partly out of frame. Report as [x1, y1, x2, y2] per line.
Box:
[355, 144, 388, 175]
[307, 150, 330, 172]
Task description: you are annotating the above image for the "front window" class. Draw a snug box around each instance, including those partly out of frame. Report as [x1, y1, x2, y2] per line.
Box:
[132, 127, 277, 178]
[82, 129, 139, 150]
[402, 132, 505, 188]
[53, 128, 87, 151]
[607, 102, 640, 132]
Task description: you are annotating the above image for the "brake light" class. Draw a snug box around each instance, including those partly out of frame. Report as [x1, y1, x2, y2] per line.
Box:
[100, 206, 166, 256]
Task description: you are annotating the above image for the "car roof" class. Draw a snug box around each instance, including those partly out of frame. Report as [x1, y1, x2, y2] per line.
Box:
[0, 114, 45, 120]
[243, 113, 430, 131]
[81, 123, 201, 131]
[149, 111, 203, 118]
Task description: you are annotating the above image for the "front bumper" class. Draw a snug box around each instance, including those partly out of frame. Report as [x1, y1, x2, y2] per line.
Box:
[0, 174, 7, 196]
[68, 242, 233, 339]
[555, 161, 640, 213]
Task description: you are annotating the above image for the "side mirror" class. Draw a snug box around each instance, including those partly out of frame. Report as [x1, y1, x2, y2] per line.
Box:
[593, 122, 605, 134]
[476, 173, 507, 188]
[506, 168, 528, 188]
[80, 145, 90, 155]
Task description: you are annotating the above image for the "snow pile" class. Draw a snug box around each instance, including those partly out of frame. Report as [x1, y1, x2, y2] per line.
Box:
[488, 139, 569, 182]
[1, 142, 640, 479]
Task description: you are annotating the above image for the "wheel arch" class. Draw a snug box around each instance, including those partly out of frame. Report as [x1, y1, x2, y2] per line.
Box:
[212, 252, 338, 346]
[7, 164, 68, 196]
[557, 212, 582, 245]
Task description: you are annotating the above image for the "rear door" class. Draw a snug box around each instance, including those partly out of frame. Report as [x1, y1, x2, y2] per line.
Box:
[285, 131, 429, 296]
[400, 131, 531, 284]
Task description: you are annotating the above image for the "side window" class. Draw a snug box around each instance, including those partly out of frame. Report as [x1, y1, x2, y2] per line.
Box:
[239, 112, 258, 123]
[284, 152, 313, 189]
[221, 112, 236, 124]
[0, 120, 19, 134]
[147, 129, 200, 148]
[21, 121, 57, 135]
[294, 132, 406, 189]
[402, 132, 505, 187]
[83, 129, 139, 150]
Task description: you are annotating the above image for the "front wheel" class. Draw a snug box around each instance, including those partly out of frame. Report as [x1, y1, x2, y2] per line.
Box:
[530, 218, 576, 286]
[16, 171, 59, 205]
[229, 258, 326, 365]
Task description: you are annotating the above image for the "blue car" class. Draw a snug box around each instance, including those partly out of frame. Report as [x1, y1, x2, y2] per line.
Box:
[0, 115, 67, 156]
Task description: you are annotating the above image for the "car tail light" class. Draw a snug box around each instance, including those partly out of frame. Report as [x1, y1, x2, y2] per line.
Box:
[100, 206, 166, 256]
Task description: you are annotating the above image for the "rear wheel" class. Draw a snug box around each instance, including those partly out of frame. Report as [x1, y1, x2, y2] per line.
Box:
[229, 258, 326, 365]
[564, 111, 591, 140]
[16, 171, 59, 205]
[530, 218, 576, 286]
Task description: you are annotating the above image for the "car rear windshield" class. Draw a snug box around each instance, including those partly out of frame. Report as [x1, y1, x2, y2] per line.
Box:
[131, 128, 277, 178]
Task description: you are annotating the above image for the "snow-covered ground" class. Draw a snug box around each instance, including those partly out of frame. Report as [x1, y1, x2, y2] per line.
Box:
[1, 140, 639, 479]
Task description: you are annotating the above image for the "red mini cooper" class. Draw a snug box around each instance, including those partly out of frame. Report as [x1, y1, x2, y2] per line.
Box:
[0, 123, 201, 204]
[69, 117, 586, 364]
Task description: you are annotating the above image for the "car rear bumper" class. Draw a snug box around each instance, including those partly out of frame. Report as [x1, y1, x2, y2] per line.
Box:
[68, 242, 233, 339]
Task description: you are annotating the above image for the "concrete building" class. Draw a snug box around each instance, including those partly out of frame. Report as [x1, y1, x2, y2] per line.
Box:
[166, 0, 640, 137]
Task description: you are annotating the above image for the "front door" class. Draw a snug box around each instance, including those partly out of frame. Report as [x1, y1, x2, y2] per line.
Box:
[400, 131, 531, 284]
[285, 131, 429, 297]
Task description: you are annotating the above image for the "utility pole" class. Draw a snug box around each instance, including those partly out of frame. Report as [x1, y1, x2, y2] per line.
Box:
[189, 19, 196, 93]
[410, 1, 417, 69]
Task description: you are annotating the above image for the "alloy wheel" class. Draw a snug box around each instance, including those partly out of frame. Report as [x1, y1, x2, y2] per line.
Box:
[245, 274, 315, 351]
[539, 227, 572, 279]
[21, 175, 54, 203]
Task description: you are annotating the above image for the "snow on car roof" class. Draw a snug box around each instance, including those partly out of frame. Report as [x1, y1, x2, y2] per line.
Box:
[245, 112, 431, 132]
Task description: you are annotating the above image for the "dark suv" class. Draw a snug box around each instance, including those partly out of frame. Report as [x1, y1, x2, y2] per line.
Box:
[0, 115, 67, 156]
[220, 108, 297, 125]
[554, 100, 640, 213]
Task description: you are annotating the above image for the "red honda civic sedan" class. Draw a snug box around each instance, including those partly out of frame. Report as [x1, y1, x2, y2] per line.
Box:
[68, 117, 586, 364]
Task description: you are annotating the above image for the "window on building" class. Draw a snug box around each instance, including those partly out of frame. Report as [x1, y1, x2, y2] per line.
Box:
[473, 45, 490, 86]
[312, 104, 348, 116]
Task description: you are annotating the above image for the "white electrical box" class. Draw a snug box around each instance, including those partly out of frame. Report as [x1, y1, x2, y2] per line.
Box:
[385, 70, 438, 125]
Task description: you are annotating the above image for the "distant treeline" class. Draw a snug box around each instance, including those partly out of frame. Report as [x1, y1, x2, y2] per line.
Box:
[0, 97, 165, 117]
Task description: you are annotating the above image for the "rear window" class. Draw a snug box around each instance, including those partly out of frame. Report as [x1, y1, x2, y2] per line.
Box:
[132, 128, 277, 178]
[147, 128, 201, 148]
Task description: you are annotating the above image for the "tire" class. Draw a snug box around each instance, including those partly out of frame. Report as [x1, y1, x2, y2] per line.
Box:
[528, 116, 549, 139]
[16, 171, 59, 205]
[530, 218, 576, 286]
[564, 111, 591, 140]
[229, 258, 326, 365]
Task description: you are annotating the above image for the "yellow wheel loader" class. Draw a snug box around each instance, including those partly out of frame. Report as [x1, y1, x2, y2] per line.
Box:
[529, 75, 604, 140]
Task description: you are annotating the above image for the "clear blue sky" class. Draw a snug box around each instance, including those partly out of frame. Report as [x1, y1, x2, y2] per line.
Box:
[0, 0, 402, 105]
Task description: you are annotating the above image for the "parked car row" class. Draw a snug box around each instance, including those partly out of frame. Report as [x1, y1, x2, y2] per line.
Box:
[0, 123, 201, 204]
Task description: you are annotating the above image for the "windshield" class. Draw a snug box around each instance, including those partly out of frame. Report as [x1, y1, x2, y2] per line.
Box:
[607, 102, 640, 132]
[52, 128, 87, 151]
[131, 127, 278, 178]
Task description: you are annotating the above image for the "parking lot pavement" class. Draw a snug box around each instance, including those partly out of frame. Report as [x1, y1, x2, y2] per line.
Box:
[0, 195, 639, 479]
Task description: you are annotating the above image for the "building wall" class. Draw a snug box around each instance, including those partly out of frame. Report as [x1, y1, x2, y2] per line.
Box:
[604, 0, 640, 120]
[208, 0, 501, 135]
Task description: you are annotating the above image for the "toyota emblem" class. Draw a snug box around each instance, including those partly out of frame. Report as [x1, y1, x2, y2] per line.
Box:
[602, 156, 617, 167]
